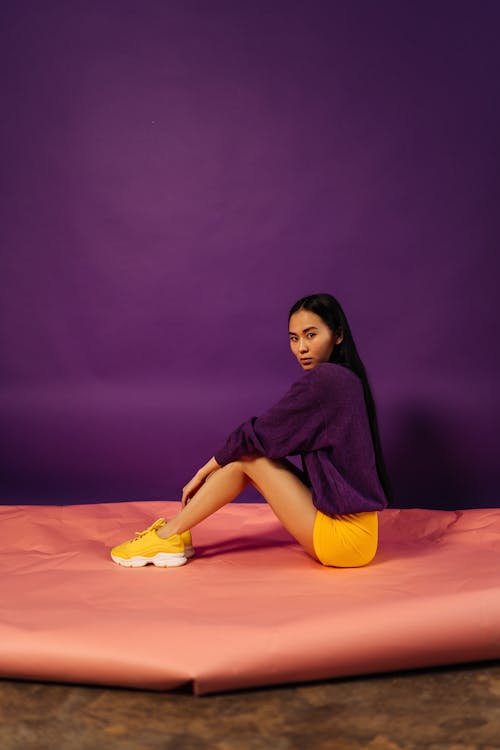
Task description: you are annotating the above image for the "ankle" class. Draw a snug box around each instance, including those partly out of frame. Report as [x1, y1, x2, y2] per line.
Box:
[157, 523, 178, 539]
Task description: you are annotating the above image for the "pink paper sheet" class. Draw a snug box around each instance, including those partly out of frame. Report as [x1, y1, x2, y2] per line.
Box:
[1, 501, 499, 694]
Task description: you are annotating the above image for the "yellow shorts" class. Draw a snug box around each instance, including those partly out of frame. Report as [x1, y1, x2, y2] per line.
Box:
[313, 510, 378, 567]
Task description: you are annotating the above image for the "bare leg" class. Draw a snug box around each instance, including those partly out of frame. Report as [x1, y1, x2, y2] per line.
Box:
[158, 457, 318, 559]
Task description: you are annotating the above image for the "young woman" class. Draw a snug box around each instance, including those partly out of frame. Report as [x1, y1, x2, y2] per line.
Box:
[111, 293, 390, 568]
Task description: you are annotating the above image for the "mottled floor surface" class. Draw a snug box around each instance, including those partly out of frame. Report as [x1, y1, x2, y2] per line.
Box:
[1, 661, 499, 750]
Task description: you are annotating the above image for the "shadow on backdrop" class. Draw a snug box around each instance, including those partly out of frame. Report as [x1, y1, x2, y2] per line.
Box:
[387, 402, 494, 510]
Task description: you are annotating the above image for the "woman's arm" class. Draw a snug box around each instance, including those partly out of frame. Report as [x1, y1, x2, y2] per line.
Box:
[214, 369, 329, 467]
[181, 456, 221, 506]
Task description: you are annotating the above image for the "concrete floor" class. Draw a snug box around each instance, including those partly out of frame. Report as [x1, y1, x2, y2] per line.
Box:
[1, 661, 499, 749]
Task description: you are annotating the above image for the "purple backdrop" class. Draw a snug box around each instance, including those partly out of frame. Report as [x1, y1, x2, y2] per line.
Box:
[1, 1, 499, 508]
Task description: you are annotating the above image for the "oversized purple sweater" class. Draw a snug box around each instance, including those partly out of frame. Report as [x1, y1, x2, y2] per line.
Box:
[214, 362, 387, 516]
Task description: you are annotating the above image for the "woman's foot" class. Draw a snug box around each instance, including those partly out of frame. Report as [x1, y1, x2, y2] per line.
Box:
[111, 518, 193, 567]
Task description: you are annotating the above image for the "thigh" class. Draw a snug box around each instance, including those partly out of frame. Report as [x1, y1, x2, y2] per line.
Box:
[276, 457, 310, 485]
[237, 456, 318, 560]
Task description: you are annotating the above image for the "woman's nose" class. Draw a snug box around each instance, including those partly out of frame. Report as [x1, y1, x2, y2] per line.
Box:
[298, 338, 309, 352]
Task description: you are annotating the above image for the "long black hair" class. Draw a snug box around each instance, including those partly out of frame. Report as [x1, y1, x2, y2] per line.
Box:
[288, 293, 392, 505]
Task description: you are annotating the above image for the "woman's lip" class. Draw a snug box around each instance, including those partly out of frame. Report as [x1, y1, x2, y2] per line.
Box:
[300, 358, 312, 362]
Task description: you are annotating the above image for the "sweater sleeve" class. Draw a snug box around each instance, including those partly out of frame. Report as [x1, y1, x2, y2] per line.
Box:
[214, 370, 328, 466]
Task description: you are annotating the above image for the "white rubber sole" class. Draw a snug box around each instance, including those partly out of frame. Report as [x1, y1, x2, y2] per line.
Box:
[111, 552, 187, 568]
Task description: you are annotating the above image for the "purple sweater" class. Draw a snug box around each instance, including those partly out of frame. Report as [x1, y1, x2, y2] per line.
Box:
[214, 363, 387, 516]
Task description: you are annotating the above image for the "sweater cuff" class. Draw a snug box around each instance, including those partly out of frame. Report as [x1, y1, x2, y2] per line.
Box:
[213, 448, 231, 467]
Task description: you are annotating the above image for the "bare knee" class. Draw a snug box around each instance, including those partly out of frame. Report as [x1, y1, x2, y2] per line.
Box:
[236, 455, 275, 475]
[214, 458, 263, 487]
[219, 460, 253, 484]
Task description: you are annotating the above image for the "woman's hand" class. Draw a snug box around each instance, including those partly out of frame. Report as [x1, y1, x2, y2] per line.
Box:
[181, 473, 205, 507]
[181, 457, 221, 507]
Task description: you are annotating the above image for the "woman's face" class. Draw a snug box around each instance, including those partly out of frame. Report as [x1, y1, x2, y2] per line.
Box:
[288, 309, 342, 371]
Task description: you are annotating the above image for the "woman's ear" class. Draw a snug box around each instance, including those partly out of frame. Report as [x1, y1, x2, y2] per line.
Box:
[336, 328, 344, 345]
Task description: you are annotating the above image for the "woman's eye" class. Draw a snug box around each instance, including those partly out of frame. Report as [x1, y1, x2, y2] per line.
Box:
[307, 333, 316, 339]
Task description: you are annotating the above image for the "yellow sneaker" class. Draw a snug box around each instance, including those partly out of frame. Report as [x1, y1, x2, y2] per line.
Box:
[111, 518, 189, 568]
[180, 527, 195, 559]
